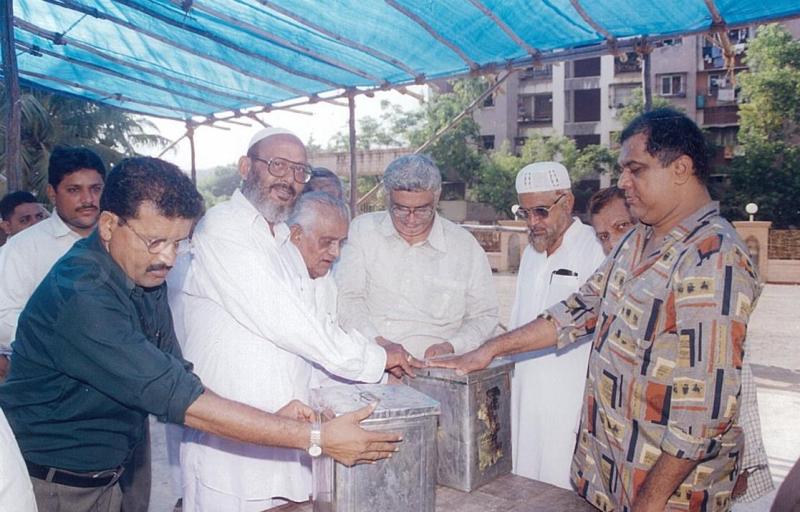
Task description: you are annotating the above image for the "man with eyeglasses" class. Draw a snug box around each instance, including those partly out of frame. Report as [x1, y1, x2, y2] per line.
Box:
[504, 161, 605, 489]
[0, 157, 402, 512]
[335, 154, 498, 361]
[174, 129, 418, 511]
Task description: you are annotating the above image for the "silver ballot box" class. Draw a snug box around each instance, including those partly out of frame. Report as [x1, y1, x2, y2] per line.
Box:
[406, 358, 514, 492]
[311, 384, 440, 512]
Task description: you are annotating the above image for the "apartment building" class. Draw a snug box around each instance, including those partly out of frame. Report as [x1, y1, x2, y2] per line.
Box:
[474, 19, 800, 171]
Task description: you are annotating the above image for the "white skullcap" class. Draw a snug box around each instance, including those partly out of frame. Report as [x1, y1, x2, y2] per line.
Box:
[515, 161, 571, 194]
[247, 127, 299, 150]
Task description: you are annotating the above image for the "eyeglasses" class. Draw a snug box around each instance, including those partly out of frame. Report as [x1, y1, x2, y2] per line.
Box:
[390, 203, 435, 221]
[250, 156, 313, 184]
[596, 220, 634, 243]
[514, 194, 566, 220]
[120, 218, 191, 255]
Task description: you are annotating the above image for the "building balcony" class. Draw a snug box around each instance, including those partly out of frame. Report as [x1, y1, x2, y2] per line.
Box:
[519, 65, 553, 81]
[703, 105, 739, 126]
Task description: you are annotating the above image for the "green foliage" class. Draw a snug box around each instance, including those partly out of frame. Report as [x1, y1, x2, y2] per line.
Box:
[198, 164, 239, 207]
[1, 86, 168, 198]
[615, 87, 673, 130]
[327, 100, 421, 151]
[738, 24, 800, 146]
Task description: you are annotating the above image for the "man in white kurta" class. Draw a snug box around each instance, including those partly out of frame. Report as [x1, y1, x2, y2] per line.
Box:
[508, 162, 605, 489]
[335, 154, 498, 360]
[0, 407, 37, 512]
[176, 129, 416, 512]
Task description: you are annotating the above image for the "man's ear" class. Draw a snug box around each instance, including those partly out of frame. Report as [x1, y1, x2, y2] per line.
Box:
[97, 211, 118, 244]
[289, 224, 303, 242]
[672, 154, 694, 185]
[0, 220, 11, 236]
[563, 191, 576, 212]
[46, 184, 57, 205]
[238, 155, 252, 181]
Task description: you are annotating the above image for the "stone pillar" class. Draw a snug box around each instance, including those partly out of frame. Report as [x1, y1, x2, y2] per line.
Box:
[733, 221, 771, 280]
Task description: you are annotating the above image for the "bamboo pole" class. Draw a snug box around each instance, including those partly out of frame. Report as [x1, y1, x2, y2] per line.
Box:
[348, 93, 358, 217]
[187, 122, 197, 184]
[1, 0, 22, 191]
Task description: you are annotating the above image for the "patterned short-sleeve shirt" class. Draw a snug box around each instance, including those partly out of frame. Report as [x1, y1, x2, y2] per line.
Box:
[544, 202, 760, 512]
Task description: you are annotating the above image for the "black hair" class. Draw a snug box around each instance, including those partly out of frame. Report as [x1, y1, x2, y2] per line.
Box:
[0, 191, 39, 221]
[588, 186, 626, 217]
[619, 108, 710, 183]
[100, 157, 204, 221]
[48, 146, 107, 188]
[304, 167, 343, 195]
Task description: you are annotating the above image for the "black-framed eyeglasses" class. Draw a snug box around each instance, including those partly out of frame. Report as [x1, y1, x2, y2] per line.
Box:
[390, 203, 435, 221]
[119, 218, 191, 255]
[514, 194, 566, 220]
[250, 156, 313, 184]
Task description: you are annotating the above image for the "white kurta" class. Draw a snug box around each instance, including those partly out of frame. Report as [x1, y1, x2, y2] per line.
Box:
[0, 212, 81, 350]
[509, 219, 605, 489]
[335, 211, 498, 359]
[0, 408, 37, 512]
[175, 190, 385, 512]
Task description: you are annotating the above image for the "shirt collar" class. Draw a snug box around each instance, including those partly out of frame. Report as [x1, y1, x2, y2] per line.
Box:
[50, 209, 84, 239]
[647, 201, 721, 245]
[231, 189, 290, 242]
[378, 210, 447, 252]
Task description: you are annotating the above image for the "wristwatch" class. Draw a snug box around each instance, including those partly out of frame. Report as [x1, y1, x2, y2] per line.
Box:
[308, 417, 322, 458]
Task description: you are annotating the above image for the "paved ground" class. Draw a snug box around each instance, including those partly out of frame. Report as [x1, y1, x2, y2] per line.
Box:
[149, 280, 800, 511]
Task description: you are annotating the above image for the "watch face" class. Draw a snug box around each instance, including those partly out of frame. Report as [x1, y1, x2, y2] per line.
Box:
[309, 445, 322, 457]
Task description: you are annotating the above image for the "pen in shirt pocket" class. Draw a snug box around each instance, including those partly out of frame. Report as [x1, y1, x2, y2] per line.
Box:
[550, 268, 578, 284]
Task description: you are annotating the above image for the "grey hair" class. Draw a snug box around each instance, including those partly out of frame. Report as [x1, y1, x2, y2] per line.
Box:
[287, 191, 350, 230]
[382, 154, 442, 196]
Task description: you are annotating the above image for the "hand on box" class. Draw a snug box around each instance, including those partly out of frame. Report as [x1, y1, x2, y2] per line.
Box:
[376, 336, 425, 378]
[423, 341, 454, 359]
[426, 345, 493, 375]
[321, 402, 402, 466]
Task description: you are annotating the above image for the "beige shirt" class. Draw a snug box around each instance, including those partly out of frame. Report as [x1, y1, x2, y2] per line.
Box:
[0, 212, 82, 351]
[335, 211, 498, 358]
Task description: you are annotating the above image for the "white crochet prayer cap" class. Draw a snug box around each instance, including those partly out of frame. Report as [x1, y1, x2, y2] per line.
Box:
[515, 161, 571, 194]
[247, 127, 298, 150]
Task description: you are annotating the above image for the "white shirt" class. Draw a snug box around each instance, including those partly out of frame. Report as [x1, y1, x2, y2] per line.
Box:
[175, 190, 385, 509]
[0, 212, 82, 350]
[0, 407, 37, 512]
[509, 218, 605, 489]
[335, 211, 499, 358]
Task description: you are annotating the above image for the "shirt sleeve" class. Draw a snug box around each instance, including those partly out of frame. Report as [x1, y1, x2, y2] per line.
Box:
[334, 221, 382, 343]
[447, 239, 499, 353]
[542, 255, 612, 349]
[659, 237, 759, 461]
[0, 240, 38, 350]
[49, 287, 204, 425]
[190, 222, 386, 384]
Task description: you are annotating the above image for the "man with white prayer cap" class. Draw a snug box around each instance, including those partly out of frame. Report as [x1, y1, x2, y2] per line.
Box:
[507, 161, 605, 489]
[173, 127, 419, 511]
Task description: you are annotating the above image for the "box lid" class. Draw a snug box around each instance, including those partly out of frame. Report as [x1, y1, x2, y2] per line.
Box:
[413, 357, 515, 384]
[311, 384, 440, 420]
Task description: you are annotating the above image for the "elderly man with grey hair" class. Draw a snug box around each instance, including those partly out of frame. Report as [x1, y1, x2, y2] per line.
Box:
[335, 154, 499, 360]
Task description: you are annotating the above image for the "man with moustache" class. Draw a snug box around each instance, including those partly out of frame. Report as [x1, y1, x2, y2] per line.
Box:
[0, 191, 49, 242]
[176, 128, 418, 511]
[505, 162, 605, 489]
[0, 147, 104, 375]
[433, 109, 759, 511]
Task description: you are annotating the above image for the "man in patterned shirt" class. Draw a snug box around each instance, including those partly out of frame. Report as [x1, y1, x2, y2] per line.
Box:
[432, 108, 759, 512]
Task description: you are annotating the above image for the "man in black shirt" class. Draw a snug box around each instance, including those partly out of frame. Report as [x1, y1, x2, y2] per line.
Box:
[0, 157, 400, 512]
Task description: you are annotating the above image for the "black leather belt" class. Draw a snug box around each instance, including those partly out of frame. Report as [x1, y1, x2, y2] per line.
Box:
[25, 460, 122, 488]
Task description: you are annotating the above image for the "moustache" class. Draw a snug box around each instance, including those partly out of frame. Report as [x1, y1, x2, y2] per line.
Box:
[146, 264, 173, 273]
[76, 205, 98, 213]
[269, 183, 295, 195]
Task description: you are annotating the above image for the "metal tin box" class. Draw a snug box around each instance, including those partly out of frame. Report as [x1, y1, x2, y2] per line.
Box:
[406, 358, 514, 492]
[311, 384, 440, 512]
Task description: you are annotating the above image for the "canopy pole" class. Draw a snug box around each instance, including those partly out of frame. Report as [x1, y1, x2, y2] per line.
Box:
[348, 92, 358, 217]
[636, 40, 653, 112]
[187, 122, 197, 184]
[1, 0, 22, 192]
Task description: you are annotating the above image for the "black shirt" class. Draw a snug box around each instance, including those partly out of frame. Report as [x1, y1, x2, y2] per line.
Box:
[0, 231, 204, 471]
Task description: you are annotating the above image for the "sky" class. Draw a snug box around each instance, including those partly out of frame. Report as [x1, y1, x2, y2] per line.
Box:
[141, 86, 427, 173]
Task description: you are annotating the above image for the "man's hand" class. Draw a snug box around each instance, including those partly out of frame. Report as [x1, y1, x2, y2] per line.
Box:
[376, 336, 425, 378]
[426, 344, 494, 375]
[321, 402, 402, 466]
[276, 399, 315, 422]
[0, 355, 9, 381]
[423, 341, 454, 359]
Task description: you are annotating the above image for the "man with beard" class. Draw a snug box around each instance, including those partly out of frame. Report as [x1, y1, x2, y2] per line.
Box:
[0, 147, 105, 374]
[175, 128, 419, 511]
[506, 162, 605, 489]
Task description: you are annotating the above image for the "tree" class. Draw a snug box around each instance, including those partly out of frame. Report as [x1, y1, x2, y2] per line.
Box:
[198, 164, 239, 207]
[0, 86, 168, 196]
[722, 23, 800, 228]
[615, 87, 672, 129]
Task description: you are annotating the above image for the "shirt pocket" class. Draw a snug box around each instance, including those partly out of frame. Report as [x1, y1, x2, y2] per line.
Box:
[546, 273, 582, 307]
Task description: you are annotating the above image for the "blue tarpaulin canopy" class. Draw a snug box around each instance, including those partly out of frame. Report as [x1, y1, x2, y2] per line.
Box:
[4, 0, 800, 121]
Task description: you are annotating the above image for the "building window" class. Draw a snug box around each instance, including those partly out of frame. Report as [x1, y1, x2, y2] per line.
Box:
[573, 89, 601, 122]
[610, 84, 639, 108]
[482, 93, 495, 108]
[614, 52, 641, 74]
[481, 135, 495, 150]
[573, 134, 601, 149]
[654, 38, 683, 48]
[519, 64, 553, 81]
[518, 93, 552, 124]
[573, 57, 601, 78]
[659, 74, 685, 97]
[728, 27, 749, 44]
